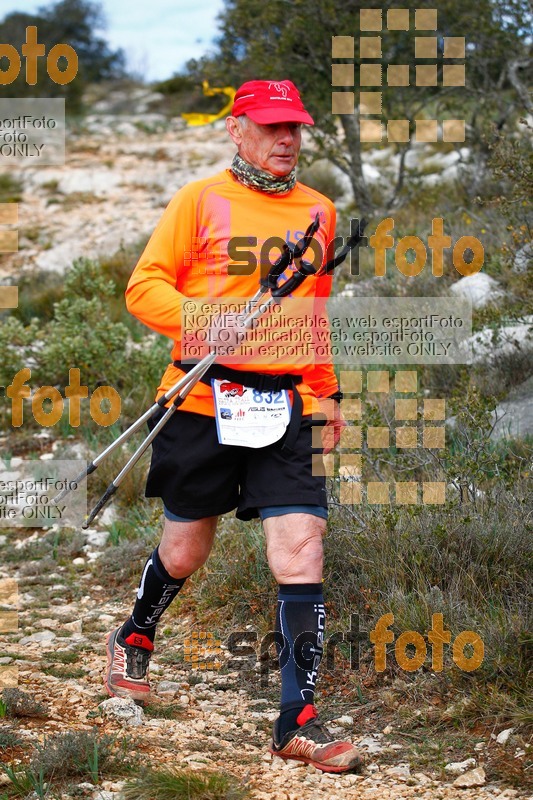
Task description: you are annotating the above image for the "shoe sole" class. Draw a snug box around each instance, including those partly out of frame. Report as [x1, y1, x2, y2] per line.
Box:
[269, 747, 363, 774]
[104, 630, 151, 705]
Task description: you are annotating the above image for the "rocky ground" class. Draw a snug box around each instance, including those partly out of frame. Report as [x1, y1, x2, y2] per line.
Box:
[0, 517, 531, 800]
[0, 97, 235, 281]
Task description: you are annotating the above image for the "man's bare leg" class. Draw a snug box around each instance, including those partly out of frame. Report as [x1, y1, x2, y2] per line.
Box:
[105, 516, 218, 701]
[159, 516, 218, 578]
[262, 512, 325, 727]
[263, 513, 363, 772]
[262, 512, 325, 584]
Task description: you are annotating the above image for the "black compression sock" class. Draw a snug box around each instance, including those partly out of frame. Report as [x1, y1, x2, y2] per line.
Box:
[121, 546, 187, 645]
[276, 582, 325, 740]
[279, 705, 306, 737]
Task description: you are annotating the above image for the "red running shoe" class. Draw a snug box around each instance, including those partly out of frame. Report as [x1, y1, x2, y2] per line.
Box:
[104, 627, 153, 704]
[270, 704, 364, 773]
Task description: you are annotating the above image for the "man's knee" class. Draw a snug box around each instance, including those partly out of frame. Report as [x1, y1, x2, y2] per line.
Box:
[158, 517, 217, 579]
[159, 549, 207, 579]
[266, 526, 325, 583]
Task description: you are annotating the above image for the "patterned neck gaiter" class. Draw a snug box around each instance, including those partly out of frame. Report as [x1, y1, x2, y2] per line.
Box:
[230, 153, 297, 194]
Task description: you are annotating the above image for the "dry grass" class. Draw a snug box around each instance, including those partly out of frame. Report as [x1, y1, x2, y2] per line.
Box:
[122, 765, 248, 800]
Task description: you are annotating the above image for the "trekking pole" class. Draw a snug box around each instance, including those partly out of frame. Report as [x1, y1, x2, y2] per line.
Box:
[81, 353, 217, 527]
[53, 214, 323, 509]
[318, 218, 367, 276]
[80, 214, 324, 526]
[51, 356, 220, 505]
[59, 215, 367, 524]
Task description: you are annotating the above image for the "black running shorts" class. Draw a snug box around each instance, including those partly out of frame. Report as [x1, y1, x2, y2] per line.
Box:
[145, 409, 327, 521]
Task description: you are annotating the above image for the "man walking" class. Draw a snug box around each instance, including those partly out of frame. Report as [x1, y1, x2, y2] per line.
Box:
[105, 79, 362, 774]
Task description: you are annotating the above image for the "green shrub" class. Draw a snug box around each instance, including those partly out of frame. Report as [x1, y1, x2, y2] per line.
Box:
[30, 728, 116, 780]
[1, 689, 48, 719]
[155, 74, 197, 96]
[1, 256, 169, 429]
[38, 260, 130, 387]
[0, 174, 22, 203]
[123, 765, 247, 800]
[0, 317, 40, 387]
[13, 270, 65, 325]
[0, 727, 20, 749]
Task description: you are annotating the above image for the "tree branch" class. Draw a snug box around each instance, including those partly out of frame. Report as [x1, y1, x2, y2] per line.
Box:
[508, 57, 533, 113]
[386, 143, 412, 211]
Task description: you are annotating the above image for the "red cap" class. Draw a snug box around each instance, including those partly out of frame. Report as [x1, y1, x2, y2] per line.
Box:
[231, 80, 314, 125]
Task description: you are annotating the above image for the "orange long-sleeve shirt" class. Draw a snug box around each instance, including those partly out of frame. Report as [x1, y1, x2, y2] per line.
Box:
[126, 168, 339, 416]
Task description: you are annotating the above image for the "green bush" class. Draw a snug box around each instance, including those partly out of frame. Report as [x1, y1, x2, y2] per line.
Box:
[0, 317, 39, 387]
[0, 255, 170, 435]
[37, 258, 130, 387]
[40, 294, 129, 386]
[123, 765, 247, 800]
[0, 727, 21, 749]
[30, 728, 116, 780]
[13, 270, 65, 325]
[1, 689, 48, 719]
[0, 174, 22, 204]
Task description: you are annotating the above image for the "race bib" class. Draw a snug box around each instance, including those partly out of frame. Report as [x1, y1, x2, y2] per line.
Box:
[212, 379, 291, 447]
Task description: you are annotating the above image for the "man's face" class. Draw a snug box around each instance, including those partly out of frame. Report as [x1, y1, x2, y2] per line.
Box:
[226, 116, 302, 176]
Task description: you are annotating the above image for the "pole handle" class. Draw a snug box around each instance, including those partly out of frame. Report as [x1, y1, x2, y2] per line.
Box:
[260, 213, 320, 291]
[319, 218, 367, 275]
[271, 259, 317, 297]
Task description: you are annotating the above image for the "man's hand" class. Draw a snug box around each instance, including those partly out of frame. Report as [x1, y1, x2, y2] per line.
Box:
[207, 311, 248, 352]
[317, 396, 346, 455]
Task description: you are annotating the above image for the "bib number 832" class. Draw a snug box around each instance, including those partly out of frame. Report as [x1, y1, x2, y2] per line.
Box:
[252, 389, 284, 404]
